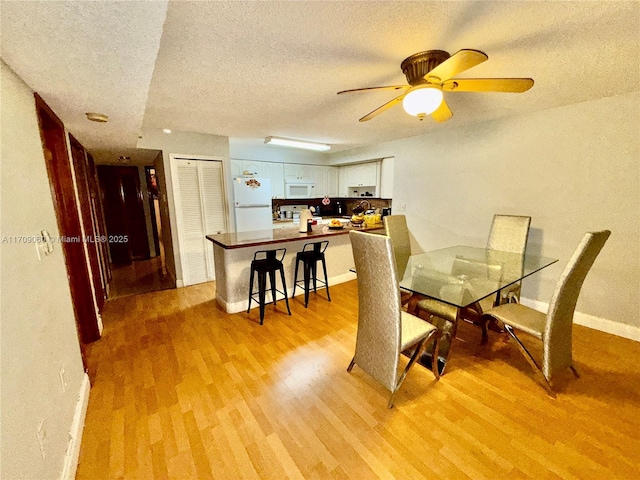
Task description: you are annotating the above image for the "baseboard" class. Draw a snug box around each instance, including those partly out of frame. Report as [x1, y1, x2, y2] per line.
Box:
[222, 271, 357, 314]
[520, 298, 640, 342]
[60, 373, 90, 480]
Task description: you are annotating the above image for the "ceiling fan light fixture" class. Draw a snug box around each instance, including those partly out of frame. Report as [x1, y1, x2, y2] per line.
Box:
[264, 136, 330, 152]
[402, 85, 443, 118]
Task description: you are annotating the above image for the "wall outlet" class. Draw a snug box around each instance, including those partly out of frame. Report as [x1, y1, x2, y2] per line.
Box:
[398, 203, 406, 212]
[36, 421, 46, 458]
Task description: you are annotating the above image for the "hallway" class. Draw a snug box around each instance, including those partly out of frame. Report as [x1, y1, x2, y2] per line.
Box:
[109, 257, 175, 299]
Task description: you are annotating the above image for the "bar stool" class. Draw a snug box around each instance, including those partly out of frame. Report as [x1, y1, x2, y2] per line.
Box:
[292, 241, 331, 307]
[247, 248, 291, 325]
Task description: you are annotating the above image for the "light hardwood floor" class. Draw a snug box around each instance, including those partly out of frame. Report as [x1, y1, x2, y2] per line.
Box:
[77, 280, 640, 479]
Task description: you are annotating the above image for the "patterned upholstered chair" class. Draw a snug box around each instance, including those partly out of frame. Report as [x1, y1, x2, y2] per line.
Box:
[482, 230, 610, 396]
[383, 215, 413, 305]
[486, 214, 531, 304]
[348, 230, 440, 409]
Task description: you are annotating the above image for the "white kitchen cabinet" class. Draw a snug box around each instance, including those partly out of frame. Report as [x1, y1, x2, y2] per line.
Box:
[348, 162, 378, 187]
[284, 163, 313, 182]
[327, 167, 339, 197]
[261, 161, 285, 198]
[242, 160, 262, 177]
[338, 166, 349, 197]
[311, 166, 327, 197]
[380, 157, 394, 199]
[230, 159, 243, 178]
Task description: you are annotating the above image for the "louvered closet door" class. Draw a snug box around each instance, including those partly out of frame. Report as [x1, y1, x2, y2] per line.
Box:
[200, 161, 226, 280]
[175, 159, 226, 286]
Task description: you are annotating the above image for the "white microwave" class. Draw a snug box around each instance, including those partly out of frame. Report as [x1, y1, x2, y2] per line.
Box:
[285, 182, 315, 199]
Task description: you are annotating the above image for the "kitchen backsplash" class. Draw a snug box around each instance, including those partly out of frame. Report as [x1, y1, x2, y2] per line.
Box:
[272, 197, 391, 217]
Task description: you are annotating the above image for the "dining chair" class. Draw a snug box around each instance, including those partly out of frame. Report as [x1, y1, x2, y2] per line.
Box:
[348, 230, 441, 409]
[383, 215, 413, 305]
[481, 230, 610, 396]
[487, 214, 531, 304]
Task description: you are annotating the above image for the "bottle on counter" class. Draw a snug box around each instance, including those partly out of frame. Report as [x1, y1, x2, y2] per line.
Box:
[336, 201, 343, 215]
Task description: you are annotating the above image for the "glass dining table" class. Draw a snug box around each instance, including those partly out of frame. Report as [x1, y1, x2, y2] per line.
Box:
[399, 246, 558, 374]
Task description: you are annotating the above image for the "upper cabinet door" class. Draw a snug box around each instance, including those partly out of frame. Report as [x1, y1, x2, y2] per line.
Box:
[338, 167, 349, 197]
[242, 161, 262, 177]
[230, 159, 243, 178]
[379, 157, 394, 199]
[298, 164, 313, 180]
[311, 166, 327, 197]
[327, 167, 339, 197]
[262, 162, 284, 198]
[284, 163, 312, 182]
[348, 163, 378, 187]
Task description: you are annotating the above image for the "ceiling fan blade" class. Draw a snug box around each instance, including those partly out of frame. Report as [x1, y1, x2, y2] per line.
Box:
[337, 85, 409, 95]
[442, 78, 534, 93]
[424, 49, 488, 83]
[359, 93, 406, 122]
[431, 99, 453, 123]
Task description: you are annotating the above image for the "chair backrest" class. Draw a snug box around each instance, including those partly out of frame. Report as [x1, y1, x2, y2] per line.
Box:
[384, 215, 411, 279]
[487, 215, 531, 254]
[543, 230, 611, 378]
[349, 230, 402, 391]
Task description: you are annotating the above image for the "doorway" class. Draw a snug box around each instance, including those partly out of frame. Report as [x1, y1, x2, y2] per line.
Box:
[97, 164, 174, 298]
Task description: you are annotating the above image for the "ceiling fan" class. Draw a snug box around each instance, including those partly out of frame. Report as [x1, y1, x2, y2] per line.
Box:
[337, 49, 533, 123]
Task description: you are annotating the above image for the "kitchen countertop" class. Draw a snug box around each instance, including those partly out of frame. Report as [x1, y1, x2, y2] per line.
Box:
[207, 223, 384, 249]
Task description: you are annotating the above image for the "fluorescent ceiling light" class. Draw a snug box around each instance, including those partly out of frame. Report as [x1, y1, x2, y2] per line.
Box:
[264, 136, 330, 151]
[162, 128, 172, 134]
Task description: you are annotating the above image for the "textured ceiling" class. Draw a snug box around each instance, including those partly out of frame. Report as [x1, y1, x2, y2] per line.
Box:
[2, 1, 639, 159]
[0, 0, 168, 161]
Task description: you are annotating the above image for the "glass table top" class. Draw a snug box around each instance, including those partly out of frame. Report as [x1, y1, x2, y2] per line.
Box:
[399, 246, 558, 308]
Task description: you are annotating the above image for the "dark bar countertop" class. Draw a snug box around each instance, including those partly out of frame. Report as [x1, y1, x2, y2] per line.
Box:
[207, 223, 384, 249]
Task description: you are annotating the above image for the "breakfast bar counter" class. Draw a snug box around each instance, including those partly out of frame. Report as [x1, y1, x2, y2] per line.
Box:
[206, 224, 383, 314]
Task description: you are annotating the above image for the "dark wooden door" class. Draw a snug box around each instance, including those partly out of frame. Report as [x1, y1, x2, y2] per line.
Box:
[35, 94, 100, 355]
[69, 136, 105, 312]
[98, 165, 150, 264]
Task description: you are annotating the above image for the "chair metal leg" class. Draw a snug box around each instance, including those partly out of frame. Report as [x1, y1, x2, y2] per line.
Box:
[503, 325, 556, 398]
[247, 266, 255, 313]
[311, 259, 318, 293]
[321, 255, 331, 301]
[347, 357, 356, 372]
[481, 318, 489, 345]
[388, 335, 434, 409]
[268, 268, 277, 306]
[303, 260, 311, 307]
[429, 331, 441, 381]
[258, 271, 267, 325]
[279, 265, 291, 315]
[292, 256, 300, 298]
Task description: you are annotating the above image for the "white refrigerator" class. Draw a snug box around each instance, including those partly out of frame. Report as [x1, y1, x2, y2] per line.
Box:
[233, 177, 273, 232]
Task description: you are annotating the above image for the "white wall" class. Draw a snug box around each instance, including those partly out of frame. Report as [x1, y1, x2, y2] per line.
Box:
[229, 137, 328, 164]
[138, 129, 230, 285]
[1, 61, 87, 479]
[328, 91, 640, 331]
